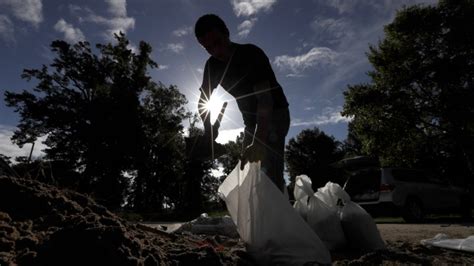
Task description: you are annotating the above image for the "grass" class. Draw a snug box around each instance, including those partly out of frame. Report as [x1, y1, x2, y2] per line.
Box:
[207, 209, 230, 217]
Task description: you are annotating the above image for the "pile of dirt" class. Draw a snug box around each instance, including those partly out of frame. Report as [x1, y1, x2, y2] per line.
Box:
[0, 175, 252, 265]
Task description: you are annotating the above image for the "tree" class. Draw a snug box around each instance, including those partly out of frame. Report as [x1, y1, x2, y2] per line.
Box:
[342, 0, 474, 183]
[218, 132, 244, 176]
[0, 154, 16, 177]
[285, 128, 344, 189]
[177, 115, 219, 218]
[130, 82, 189, 212]
[5, 33, 159, 209]
[341, 122, 365, 158]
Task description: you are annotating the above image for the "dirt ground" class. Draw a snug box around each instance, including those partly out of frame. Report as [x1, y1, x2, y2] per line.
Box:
[331, 223, 474, 265]
[142, 221, 474, 265]
[1, 174, 473, 265]
[377, 223, 474, 244]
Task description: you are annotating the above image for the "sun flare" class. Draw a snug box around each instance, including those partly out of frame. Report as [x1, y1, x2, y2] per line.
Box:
[204, 93, 226, 123]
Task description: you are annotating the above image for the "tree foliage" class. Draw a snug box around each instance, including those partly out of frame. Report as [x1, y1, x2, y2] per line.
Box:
[4, 34, 192, 209]
[342, 0, 474, 182]
[341, 122, 365, 158]
[130, 82, 189, 212]
[285, 128, 344, 189]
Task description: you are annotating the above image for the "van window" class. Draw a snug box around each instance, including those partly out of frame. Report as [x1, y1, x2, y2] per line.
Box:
[391, 169, 428, 182]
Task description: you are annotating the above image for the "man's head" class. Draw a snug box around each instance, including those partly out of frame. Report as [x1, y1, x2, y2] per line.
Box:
[195, 14, 231, 61]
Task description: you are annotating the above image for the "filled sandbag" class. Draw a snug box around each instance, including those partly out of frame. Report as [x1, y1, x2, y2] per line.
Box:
[315, 182, 350, 209]
[293, 176, 346, 250]
[306, 195, 346, 250]
[340, 201, 386, 251]
[219, 162, 331, 265]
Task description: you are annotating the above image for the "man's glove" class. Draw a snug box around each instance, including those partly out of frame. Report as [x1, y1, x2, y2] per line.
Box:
[240, 142, 266, 170]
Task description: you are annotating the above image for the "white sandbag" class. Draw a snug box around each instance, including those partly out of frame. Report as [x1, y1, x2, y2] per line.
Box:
[306, 195, 346, 251]
[293, 176, 346, 251]
[293, 195, 309, 221]
[315, 182, 350, 210]
[340, 201, 385, 251]
[294, 175, 314, 201]
[421, 233, 474, 253]
[293, 175, 312, 222]
[218, 162, 331, 265]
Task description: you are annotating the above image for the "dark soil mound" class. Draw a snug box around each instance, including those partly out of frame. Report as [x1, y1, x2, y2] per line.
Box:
[0, 175, 250, 265]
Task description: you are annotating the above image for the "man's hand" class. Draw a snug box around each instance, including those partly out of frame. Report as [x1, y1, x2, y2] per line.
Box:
[202, 123, 219, 142]
[240, 142, 265, 170]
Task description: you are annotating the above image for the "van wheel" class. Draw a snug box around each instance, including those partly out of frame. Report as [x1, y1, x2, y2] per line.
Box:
[402, 198, 424, 223]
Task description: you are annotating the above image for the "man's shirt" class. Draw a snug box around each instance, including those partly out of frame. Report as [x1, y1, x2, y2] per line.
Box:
[200, 43, 289, 128]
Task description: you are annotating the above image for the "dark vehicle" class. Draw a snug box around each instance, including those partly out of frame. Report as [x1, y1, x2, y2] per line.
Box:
[338, 158, 471, 222]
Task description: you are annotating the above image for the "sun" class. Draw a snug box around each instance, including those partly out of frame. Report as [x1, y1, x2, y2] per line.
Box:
[204, 93, 226, 123]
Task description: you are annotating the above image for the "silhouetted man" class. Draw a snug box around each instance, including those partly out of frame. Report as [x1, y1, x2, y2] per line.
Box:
[195, 14, 290, 192]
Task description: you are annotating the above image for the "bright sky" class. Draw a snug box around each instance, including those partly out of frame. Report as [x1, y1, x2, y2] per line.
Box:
[0, 0, 436, 159]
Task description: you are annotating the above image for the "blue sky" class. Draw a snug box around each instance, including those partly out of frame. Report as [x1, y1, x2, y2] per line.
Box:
[0, 0, 436, 159]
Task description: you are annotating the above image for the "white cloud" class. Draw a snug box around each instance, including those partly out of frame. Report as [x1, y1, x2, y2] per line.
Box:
[273, 47, 339, 76]
[173, 26, 192, 37]
[75, 1, 135, 40]
[291, 106, 352, 127]
[158, 64, 169, 70]
[311, 17, 353, 45]
[0, 125, 46, 159]
[86, 14, 135, 40]
[105, 0, 127, 17]
[68, 4, 94, 22]
[215, 127, 244, 144]
[237, 18, 257, 38]
[0, 0, 43, 27]
[0, 15, 14, 43]
[320, 0, 437, 15]
[231, 0, 277, 17]
[54, 19, 85, 43]
[286, 73, 305, 78]
[167, 42, 184, 54]
[196, 68, 204, 74]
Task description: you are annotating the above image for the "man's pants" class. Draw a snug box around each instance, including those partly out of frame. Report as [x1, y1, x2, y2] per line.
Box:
[243, 108, 290, 192]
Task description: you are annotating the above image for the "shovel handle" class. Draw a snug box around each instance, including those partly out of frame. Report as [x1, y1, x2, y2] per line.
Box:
[216, 102, 228, 125]
[211, 102, 228, 140]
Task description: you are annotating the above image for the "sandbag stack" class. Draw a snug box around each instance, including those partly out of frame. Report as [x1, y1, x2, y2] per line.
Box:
[293, 175, 385, 251]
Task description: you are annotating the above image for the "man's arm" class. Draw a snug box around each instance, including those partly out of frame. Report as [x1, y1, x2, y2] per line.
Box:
[198, 60, 215, 135]
[253, 80, 274, 144]
[241, 80, 273, 169]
